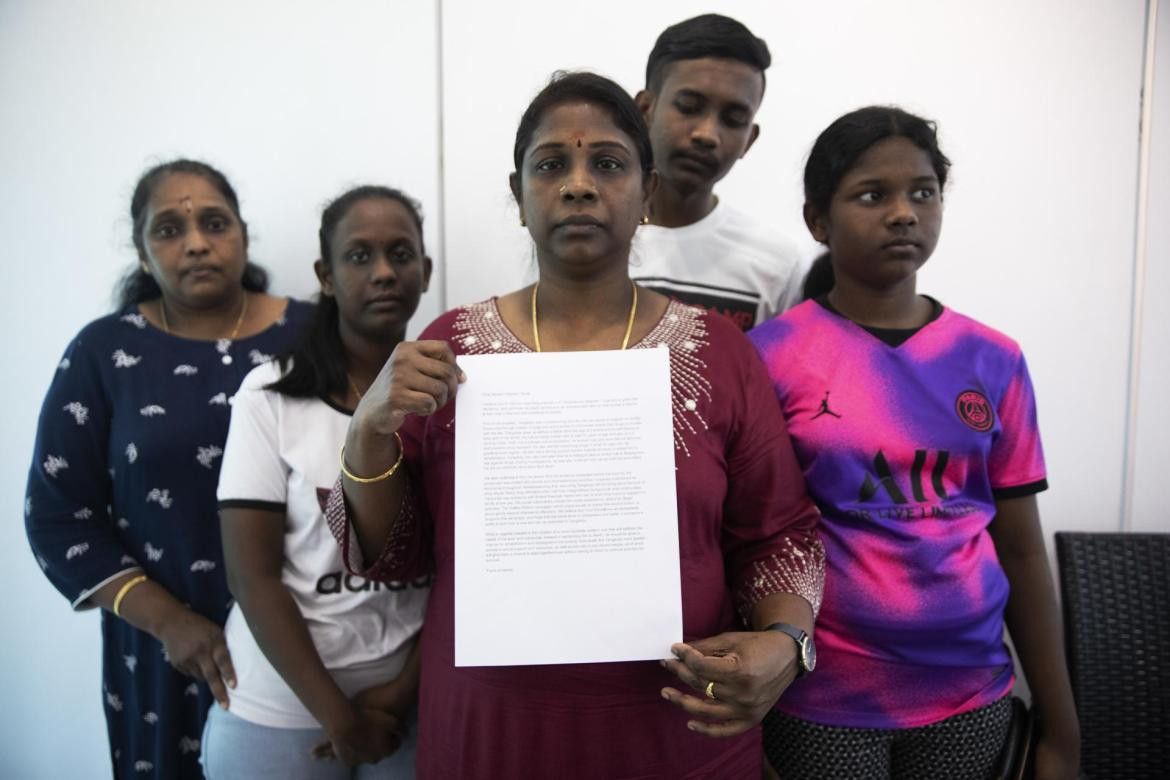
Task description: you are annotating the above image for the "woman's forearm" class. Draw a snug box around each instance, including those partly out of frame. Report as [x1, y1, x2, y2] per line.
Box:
[98, 570, 237, 706]
[234, 577, 354, 732]
[989, 496, 1080, 754]
[335, 340, 464, 575]
[92, 571, 188, 638]
[750, 591, 814, 635]
[341, 420, 410, 566]
[355, 637, 422, 716]
[1000, 549, 1080, 747]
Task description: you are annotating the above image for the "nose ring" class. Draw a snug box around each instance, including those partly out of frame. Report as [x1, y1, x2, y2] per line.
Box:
[559, 185, 568, 194]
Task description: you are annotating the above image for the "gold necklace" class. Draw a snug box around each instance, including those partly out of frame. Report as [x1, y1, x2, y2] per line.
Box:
[347, 374, 366, 402]
[159, 293, 249, 366]
[530, 279, 637, 352]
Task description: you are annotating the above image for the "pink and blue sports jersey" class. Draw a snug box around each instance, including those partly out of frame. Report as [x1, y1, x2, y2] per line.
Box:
[748, 299, 1047, 729]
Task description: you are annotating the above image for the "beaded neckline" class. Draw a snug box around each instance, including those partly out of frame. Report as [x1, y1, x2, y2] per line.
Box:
[451, 297, 712, 455]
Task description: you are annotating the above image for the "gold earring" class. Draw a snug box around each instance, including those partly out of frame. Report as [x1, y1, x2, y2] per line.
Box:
[641, 215, 650, 225]
[519, 216, 527, 227]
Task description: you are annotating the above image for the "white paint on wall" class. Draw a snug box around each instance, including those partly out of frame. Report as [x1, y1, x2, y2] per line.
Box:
[1132, 0, 1170, 533]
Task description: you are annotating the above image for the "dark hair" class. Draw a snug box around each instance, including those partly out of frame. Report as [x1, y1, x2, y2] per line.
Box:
[802, 106, 952, 295]
[645, 14, 770, 93]
[115, 159, 267, 310]
[268, 186, 426, 399]
[513, 71, 653, 180]
[802, 252, 835, 301]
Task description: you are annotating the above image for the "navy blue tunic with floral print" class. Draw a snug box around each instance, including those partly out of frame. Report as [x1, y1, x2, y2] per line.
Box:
[25, 300, 311, 778]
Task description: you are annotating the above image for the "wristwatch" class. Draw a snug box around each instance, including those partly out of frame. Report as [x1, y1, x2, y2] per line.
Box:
[764, 622, 816, 678]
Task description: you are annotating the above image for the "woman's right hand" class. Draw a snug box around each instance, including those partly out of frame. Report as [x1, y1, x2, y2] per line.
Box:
[316, 706, 401, 766]
[341, 342, 461, 574]
[154, 606, 236, 709]
[352, 340, 464, 438]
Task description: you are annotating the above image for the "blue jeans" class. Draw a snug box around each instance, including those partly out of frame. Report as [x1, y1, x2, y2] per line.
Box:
[200, 704, 416, 779]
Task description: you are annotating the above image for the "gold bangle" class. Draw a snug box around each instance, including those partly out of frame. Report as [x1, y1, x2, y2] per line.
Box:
[113, 574, 148, 617]
[340, 431, 404, 484]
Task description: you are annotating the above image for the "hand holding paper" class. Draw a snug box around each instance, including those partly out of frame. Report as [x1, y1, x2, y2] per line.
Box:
[342, 339, 465, 566]
[352, 340, 465, 437]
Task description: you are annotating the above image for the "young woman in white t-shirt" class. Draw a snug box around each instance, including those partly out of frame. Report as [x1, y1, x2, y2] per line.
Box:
[202, 186, 433, 778]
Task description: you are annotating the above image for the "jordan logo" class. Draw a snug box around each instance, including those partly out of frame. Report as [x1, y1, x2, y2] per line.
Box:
[811, 391, 842, 420]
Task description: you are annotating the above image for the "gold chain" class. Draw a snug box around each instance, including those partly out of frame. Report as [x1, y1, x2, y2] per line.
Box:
[159, 292, 249, 340]
[531, 280, 637, 352]
[347, 374, 366, 401]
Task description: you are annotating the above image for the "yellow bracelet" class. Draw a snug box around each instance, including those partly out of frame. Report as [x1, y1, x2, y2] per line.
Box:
[113, 574, 148, 617]
[340, 431, 404, 484]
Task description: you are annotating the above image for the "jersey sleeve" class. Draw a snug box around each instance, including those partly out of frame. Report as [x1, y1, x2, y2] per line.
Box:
[988, 350, 1048, 499]
[24, 330, 140, 609]
[716, 322, 825, 621]
[216, 363, 288, 510]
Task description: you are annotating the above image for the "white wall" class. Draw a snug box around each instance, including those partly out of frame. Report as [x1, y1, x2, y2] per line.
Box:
[0, 2, 441, 776]
[1133, 1, 1170, 533]
[2, 1, 1166, 777]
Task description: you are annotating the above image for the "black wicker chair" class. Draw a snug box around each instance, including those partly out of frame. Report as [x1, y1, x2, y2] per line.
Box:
[1055, 532, 1170, 780]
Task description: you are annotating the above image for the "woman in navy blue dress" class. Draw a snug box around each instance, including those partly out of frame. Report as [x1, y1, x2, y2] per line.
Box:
[25, 159, 310, 778]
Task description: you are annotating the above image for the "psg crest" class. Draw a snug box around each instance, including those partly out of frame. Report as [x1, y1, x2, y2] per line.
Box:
[955, 390, 994, 432]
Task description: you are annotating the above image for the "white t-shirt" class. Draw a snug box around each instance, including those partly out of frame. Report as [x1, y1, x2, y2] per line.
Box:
[630, 201, 806, 331]
[217, 361, 429, 729]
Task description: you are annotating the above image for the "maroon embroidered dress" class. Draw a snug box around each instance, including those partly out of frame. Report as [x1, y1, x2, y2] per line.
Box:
[327, 299, 824, 779]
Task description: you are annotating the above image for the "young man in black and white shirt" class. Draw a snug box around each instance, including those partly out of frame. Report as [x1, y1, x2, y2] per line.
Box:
[633, 14, 805, 331]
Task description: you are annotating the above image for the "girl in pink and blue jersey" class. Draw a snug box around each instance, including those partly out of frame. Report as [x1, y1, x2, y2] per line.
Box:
[748, 107, 1080, 779]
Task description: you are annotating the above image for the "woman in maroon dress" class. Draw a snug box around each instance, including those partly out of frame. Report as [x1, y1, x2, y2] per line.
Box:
[326, 72, 825, 778]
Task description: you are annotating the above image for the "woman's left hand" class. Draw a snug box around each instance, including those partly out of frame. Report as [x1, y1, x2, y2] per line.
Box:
[660, 631, 798, 737]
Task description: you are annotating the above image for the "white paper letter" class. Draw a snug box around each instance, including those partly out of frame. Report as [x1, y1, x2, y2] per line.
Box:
[454, 348, 681, 666]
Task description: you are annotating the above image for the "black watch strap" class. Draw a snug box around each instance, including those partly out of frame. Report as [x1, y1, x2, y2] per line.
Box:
[764, 622, 814, 678]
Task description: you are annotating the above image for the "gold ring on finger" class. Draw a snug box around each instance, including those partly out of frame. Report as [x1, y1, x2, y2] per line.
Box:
[705, 680, 716, 700]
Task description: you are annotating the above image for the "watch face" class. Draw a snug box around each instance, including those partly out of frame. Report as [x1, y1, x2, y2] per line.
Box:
[801, 636, 817, 673]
